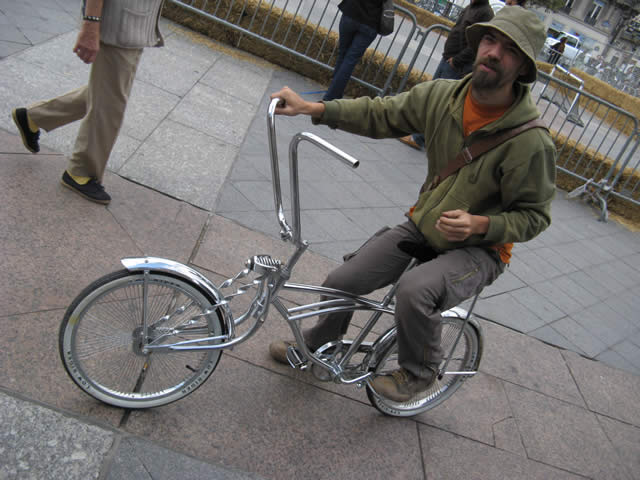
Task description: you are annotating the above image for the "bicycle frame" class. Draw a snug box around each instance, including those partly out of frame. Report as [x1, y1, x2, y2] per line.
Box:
[121, 98, 483, 386]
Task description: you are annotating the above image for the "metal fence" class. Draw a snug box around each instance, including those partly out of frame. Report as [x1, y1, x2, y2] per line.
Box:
[167, 0, 640, 220]
[533, 68, 640, 220]
[167, 0, 419, 97]
[411, 0, 463, 22]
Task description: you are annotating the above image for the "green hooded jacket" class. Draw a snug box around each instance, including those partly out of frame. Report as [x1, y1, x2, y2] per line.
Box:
[315, 75, 557, 251]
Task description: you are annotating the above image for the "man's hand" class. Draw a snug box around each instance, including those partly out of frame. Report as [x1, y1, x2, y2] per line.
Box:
[435, 210, 489, 242]
[73, 23, 100, 64]
[270, 86, 325, 118]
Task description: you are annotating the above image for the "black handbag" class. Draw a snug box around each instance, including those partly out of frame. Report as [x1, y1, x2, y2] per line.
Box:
[378, 0, 395, 36]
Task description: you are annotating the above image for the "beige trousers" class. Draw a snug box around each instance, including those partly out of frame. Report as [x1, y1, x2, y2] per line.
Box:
[28, 43, 143, 182]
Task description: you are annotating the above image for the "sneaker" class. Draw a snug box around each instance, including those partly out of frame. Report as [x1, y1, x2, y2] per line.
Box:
[61, 171, 111, 205]
[398, 135, 423, 151]
[370, 367, 436, 402]
[12, 108, 40, 153]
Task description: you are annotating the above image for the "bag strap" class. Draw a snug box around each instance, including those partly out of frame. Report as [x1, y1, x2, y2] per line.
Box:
[427, 118, 547, 190]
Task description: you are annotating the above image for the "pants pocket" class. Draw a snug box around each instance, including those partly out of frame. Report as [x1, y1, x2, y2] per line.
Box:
[443, 248, 501, 308]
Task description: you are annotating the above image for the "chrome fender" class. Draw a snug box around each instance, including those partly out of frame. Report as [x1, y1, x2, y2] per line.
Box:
[442, 306, 483, 335]
[121, 257, 233, 333]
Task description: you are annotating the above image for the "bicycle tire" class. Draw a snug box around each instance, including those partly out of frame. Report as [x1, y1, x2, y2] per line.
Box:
[59, 269, 224, 409]
[366, 316, 480, 417]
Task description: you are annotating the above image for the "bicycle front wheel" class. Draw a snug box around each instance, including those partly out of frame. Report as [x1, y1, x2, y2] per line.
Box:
[59, 270, 224, 409]
[366, 316, 480, 417]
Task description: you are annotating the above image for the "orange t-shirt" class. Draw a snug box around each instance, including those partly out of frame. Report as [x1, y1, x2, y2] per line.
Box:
[463, 87, 513, 263]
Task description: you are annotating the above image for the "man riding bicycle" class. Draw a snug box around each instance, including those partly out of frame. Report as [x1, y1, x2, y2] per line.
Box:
[269, 7, 556, 402]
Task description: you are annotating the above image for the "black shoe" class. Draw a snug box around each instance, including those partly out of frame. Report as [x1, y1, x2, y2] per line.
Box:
[61, 171, 111, 205]
[12, 108, 40, 153]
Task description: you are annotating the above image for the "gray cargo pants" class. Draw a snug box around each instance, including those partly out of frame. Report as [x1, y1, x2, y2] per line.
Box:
[304, 221, 504, 380]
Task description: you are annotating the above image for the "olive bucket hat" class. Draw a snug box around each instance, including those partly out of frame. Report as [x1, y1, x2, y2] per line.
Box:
[466, 6, 546, 84]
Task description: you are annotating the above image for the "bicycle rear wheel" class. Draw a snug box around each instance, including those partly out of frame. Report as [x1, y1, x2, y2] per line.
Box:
[59, 270, 224, 409]
[366, 316, 480, 417]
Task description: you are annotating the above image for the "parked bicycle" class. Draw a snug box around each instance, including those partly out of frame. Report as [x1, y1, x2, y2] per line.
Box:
[59, 98, 483, 417]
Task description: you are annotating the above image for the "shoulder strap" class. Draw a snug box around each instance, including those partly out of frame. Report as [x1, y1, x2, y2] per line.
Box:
[429, 118, 547, 190]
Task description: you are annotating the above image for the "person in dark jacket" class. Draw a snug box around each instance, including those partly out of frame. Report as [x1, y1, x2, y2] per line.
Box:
[439, 0, 495, 77]
[323, 0, 384, 101]
[548, 37, 567, 65]
[399, 0, 494, 150]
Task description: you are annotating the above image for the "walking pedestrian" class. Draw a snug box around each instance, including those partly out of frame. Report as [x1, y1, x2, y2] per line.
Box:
[11, 0, 165, 205]
[323, 0, 385, 101]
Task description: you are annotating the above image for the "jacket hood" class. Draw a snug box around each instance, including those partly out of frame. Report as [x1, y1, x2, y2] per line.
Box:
[466, 6, 546, 83]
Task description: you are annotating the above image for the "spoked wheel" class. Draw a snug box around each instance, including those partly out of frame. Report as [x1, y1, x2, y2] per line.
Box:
[366, 317, 481, 417]
[59, 270, 225, 409]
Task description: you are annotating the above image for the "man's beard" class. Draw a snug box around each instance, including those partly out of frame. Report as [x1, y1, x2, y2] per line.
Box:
[471, 56, 506, 91]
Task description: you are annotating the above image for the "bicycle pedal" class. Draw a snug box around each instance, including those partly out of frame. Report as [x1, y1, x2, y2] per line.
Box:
[249, 255, 281, 274]
[286, 345, 307, 370]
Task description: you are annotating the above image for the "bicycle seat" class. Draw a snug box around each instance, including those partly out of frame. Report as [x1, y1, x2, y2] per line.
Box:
[397, 240, 438, 264]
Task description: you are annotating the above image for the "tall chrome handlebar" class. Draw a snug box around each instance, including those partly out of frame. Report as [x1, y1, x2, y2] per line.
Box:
[267, 98, 360, 246]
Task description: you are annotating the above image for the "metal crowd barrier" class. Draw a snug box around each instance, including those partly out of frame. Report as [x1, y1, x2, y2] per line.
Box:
[167, 0, 419, 97]
[393, 23, 450, 95]
[540, 64, 585, 127]
[533, 71, 639, 220]
[167, 0, 640, 221]
[412, 0, 463, 22]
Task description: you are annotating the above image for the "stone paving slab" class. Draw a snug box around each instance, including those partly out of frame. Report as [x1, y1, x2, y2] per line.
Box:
[549, 316, 609, 358]
[124, 355, 425, 480]
[2, 5, 640, 479]
[419, 424, 586, 480]
[136, 28, 221, 98]
[595, 414, 640, 480]
[118, 119, 239, 211]
[0, 151, 138, 314]
[529, 324, 588, 355]
[479, 320, 586, 407]
[0, 391, 114, 480]
[501, 383, 631, 479]
[0, 309, 125, 427]
[0, 0, 77, 57]
[106, 437, 265, 480]
[563, 350, 640, 426]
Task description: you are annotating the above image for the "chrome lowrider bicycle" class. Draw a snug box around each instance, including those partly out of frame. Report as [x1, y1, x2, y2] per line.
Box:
[59, 98, 483, 417]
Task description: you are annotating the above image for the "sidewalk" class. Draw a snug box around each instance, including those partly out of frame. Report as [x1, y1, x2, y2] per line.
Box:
[1, 1, 640, 478]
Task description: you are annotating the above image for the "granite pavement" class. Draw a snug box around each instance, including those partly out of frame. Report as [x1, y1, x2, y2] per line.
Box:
[1, 0, 640, 478]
